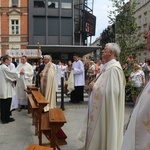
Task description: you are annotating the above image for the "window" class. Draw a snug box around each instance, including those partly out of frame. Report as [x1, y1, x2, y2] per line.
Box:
[61, 2, 71, 9]
[48, 18, 59, 35]
[144, 12, 147, 25]
[11, 20, 19, 34]
[48, 1, 58, 8]
[144, 17, 147, 25]
[34, 17, 46, 35]
[61, 18, 72, 35]
[34, 0, 45, 8]
[138, 15, 141, 26]
[11, 0, 19, 7]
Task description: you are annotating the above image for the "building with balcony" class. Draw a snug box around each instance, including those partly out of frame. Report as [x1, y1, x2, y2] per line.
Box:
[0, 0, 28, 56]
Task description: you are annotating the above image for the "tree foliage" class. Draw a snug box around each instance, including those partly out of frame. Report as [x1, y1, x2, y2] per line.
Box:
[108, 0, 140, 64]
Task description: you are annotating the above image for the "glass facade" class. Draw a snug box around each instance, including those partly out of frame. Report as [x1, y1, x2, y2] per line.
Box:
[34, 0, 45, 8]
[61, 2, 71, 9]
[48, 1, 58, 8]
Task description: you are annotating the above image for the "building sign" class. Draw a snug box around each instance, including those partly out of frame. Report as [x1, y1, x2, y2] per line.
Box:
[6, 49, 42, 58]
[83, 10, 96, 36]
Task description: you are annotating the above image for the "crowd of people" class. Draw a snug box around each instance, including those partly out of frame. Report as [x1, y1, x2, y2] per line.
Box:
[0, 53, 86, 124]
[84, 56, 150, 105]
[123, 57, 150, 104]
[0, 42, 150, 150]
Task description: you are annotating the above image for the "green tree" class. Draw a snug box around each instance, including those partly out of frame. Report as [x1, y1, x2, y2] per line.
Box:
[108, 0, 147, 102]
[108, 0, 140, 64]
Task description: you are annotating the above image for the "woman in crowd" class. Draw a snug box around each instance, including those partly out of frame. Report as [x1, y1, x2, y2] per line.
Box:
[87, 61, 95, 83]
[130, 63, 145, 103]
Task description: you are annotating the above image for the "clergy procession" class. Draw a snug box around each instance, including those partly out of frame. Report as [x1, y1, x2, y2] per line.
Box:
[0, 42, 150, 150]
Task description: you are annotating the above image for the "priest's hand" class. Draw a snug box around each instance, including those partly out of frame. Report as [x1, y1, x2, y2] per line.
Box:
[20, 69, 25, 74]
[89, 81, 94, 91]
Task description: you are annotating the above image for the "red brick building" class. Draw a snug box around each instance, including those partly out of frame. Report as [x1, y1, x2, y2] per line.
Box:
[0, 0, 28, 56]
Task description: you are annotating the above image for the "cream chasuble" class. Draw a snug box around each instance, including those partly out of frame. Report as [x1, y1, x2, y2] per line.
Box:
[81, 60, 125, 150]
[41, 62, 56, 112]
[122, 81, 150, 150]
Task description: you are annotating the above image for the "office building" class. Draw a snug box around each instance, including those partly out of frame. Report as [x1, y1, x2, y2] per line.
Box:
[28, 0, 98, 61]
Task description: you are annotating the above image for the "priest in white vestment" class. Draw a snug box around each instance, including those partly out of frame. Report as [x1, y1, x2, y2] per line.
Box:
[70, 53, 85, 103]
[40, 55, 57, 112]
[0, 55, 19, 123]
[40, 55, 67, 140]
[56, 60, 62, 87]
[8, 61, 18, 111]
[79, 43, 125, 150]
[16, 56, 34, 109]
[122, 80, 150, 150]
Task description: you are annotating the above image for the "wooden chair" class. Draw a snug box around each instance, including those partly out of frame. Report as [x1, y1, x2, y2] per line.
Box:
[25, 85, 38, 114]
[27, 85, 38, 91]
[49, 108, 67, 150]
[27, 94, 38, 135]
[31, 90, 49, 145]
[26, 89, 67, 149]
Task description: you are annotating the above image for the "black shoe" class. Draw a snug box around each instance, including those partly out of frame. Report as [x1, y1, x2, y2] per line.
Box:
[1, 118, 15, 124]
[8, 118, 15, 122]
[73, 101, 79, 104]
[1, 121, 8, 124]
[69, 100, 73, 103]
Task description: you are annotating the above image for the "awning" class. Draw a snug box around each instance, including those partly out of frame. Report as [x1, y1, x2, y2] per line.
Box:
[27, 45, 100, 56]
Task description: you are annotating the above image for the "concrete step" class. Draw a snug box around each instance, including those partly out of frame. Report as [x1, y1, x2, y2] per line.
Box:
[56, 93, 88, 98]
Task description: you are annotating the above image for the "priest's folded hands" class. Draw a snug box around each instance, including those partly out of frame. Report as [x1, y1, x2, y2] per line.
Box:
[39, 72, 43, 77]
[20, 69, 25, 74]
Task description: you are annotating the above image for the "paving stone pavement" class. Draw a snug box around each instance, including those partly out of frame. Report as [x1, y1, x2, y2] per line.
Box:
[0, 93, 133, 150]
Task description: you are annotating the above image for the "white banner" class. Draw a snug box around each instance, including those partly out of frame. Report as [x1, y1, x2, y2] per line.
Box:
[6, 49, 42, 58]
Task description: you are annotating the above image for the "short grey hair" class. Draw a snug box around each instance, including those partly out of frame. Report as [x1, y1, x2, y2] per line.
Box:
[106, 43, 121, 58]
[44, 55, 52, 60]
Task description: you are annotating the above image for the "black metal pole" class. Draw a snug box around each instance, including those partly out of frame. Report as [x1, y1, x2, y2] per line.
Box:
[60, 77, 65, 110]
